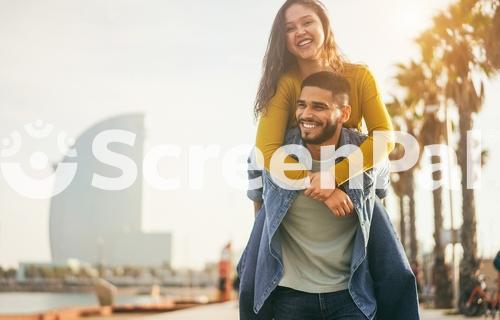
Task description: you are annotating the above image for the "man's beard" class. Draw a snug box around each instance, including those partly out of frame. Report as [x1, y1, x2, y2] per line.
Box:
[301, 120, 339, 145]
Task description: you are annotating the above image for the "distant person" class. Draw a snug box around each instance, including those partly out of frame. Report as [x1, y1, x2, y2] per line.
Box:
[218, 242, 233, 302]
[233, 274, 240, 299]
[494, 250, 500, 272]
[411, 261, 424, 300]
[495, 250, 500, 299]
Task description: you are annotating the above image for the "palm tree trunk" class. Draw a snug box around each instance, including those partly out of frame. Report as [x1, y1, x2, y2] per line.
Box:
[399, 195, 407, 252]
[406, 172, 422, 296]
[457, 107, 479, 309]
[431, 169, 454, 307]
[407, 173, 418, 265]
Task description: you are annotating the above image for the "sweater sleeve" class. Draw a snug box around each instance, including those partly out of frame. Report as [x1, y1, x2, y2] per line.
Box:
[333, 67, 395, 186]
[255, 67, 395, 188]
[255, 75, 308, 181]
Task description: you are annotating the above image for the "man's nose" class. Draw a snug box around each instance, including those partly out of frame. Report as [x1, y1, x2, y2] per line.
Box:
[301, 104, 314, 117]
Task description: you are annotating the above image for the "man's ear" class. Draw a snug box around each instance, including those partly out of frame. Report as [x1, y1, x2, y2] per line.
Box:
[340, 105, 351, 123]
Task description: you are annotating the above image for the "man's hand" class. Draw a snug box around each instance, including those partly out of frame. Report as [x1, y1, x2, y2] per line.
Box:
[324, 188, 354, 217]
[304, 171, 336, 201]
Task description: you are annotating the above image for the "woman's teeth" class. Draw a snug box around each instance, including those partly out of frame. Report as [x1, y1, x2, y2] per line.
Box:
[298, 39, 312, 47]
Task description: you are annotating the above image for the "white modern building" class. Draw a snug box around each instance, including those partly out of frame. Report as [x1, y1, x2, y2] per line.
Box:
[49, 113, 171, 267]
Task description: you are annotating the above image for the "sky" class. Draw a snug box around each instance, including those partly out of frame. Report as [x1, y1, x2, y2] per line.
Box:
[0, 0, 499, 269]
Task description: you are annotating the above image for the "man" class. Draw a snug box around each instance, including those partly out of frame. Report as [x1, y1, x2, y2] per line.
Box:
[238, 72, 419, 319]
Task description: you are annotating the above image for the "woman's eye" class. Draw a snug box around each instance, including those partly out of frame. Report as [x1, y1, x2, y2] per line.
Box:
[286, 27, 295, 33]
[304, 20, 313, 26]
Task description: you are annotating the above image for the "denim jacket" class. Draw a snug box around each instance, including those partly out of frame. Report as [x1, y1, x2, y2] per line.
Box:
[238, 127, 419, 320]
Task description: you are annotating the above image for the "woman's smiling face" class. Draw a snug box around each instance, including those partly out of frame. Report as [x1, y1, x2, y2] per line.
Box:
[284, 4, 325, 62]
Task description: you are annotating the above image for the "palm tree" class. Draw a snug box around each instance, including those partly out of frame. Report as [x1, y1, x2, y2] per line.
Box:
[390, 169, 408, 252]
[417, 0, 496, 308]
[486, 3, 500, 67]
[393, 59, 454, 306]
[420, 112, 454, 308]
[387, 121, 408, 253]
[386, 98, 420, 266]
[393, 63, 426, 269]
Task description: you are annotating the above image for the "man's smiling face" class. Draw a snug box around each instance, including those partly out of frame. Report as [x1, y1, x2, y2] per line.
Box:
[295, 86, 344, 145]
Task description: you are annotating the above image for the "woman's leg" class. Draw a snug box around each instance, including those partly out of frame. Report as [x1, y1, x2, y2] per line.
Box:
[238, 209, 274, 320]
[367, 198, 420, 319]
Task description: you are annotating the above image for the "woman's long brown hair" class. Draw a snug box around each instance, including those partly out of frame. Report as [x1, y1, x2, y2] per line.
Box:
[254, 0, 345, 118]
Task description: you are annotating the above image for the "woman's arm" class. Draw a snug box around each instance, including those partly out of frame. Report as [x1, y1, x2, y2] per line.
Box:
[332, 67, 395, 186]
[254, 67, 394, 195]
[251, 74, 310, 213]
[255, 74, 308, 181]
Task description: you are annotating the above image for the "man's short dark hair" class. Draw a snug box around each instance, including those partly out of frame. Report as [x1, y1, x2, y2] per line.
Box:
[301, 71, 351, 105]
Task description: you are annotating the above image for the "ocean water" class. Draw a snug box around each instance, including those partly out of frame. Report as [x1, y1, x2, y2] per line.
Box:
[0, 292, 154, 314]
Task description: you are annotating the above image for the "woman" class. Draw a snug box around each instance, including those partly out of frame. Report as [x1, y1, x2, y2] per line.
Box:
[254, 0, 394, 209]
[239, 1, 419, 319]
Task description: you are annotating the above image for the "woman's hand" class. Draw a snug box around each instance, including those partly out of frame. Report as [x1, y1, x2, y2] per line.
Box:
[324, 188, 354, 217]
[304, 171, 336, 201]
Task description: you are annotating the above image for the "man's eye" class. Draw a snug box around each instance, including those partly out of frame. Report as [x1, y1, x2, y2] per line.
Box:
[297, 103, 305, 108]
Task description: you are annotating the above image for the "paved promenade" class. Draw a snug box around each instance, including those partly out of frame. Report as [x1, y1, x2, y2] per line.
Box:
[146, 301, 239, 320]
[419, 309, 468, 319]
[146, 302, 469, 320]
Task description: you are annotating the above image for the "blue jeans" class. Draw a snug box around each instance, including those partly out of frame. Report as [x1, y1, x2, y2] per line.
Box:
[271, 286, 368, 320]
